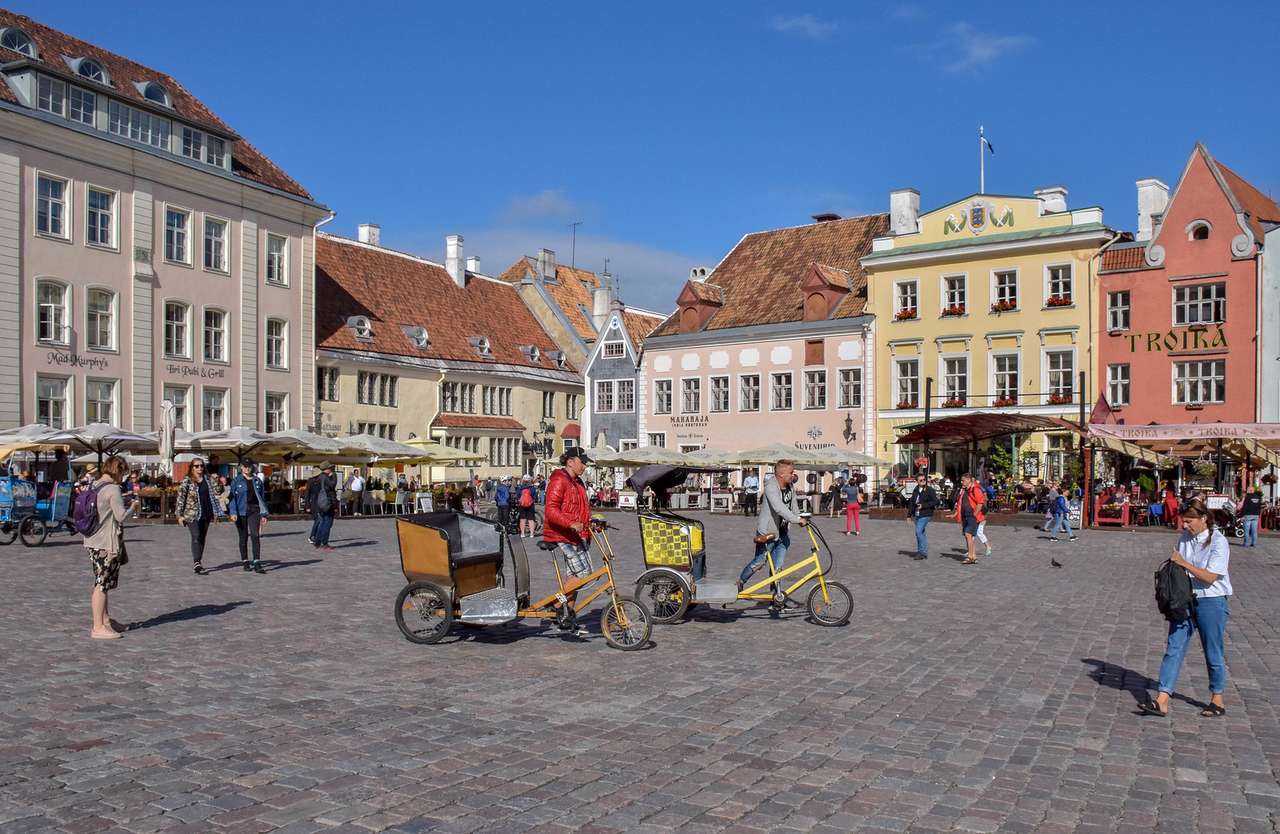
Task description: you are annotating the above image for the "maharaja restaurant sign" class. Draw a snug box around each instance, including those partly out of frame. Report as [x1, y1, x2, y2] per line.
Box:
[1120, 325, 1226, 353]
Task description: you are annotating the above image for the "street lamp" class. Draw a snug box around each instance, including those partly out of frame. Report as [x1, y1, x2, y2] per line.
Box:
[842, 414, 855, 444]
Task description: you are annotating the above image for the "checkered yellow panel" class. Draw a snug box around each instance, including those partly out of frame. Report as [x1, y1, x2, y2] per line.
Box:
[639, 515, 694, 568]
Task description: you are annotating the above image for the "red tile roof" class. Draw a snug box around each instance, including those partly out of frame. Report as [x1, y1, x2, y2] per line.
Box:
[560, 422, 581, 439]
[431, 415, 525, 431]
[0, 9, 310, 199]
[316, 235, 573, 372]
[498, 259, 603, 342]
[1219, 162, 1280, 244]
[620, 308, 664, 346]
[813, 263, 854, 290]
[1100, 245, 1148, 273]
[650, 213, 889, 336]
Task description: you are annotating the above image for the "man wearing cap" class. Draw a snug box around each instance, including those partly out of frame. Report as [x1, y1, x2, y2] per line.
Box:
[306, 462, 338, 551]
[228, 459, 269, 573]
[543, 447, 595, 635]
[494, 476, 513, 530]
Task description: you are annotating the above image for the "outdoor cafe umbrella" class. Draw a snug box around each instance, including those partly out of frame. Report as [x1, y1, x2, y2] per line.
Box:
[268, 429, 344, 463]
[724, 442, 826, 466]
[159, 398, 177, 474]
[336, 433, 443, 464]
[189, 427, 295, 462]
[0, 423, 63, 444]
[45, 423, 158, 465]
[799, 447, 895, 469]
[591, 445, 696, 467]
[398, 437, 486, 463]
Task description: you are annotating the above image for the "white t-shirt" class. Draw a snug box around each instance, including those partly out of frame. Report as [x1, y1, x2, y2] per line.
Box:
[1178, 528, 1232, 598]
[349, 475, 365, 492]
[744, 476, 759, 494]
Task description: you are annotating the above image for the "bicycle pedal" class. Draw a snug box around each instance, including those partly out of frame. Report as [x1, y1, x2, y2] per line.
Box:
[555, 592, 568, 605]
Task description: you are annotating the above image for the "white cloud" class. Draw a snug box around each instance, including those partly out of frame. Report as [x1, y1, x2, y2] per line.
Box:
[498, 189, 581, 225]
[937, 22, 1034, 73]
[771, 14, 838, 39]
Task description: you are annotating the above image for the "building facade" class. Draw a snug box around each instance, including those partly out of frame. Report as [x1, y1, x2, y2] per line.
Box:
[1098, 145, 1280, 425]
[315, 230, 581, 481]
[0, 10, 328, 433]
[862, 187, 1115, 482]
[641, 214, 886, 467]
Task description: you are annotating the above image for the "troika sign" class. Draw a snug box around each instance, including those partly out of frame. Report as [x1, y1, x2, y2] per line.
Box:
[1121, 325, 1227, 353]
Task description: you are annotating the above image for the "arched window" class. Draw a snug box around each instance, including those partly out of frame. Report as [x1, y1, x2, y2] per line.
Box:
[142, 81, 169, 106]
[1187, 220, 1211, 241]
[804, 292, 827, 321]
[76, 58, 107, 84]
[0, 28, 36, 58]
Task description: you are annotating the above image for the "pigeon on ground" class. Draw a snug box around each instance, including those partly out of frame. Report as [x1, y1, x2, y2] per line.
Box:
[1051, 558, 1063, 568]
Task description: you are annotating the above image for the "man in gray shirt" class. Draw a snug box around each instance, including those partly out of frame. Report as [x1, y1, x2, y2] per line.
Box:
[738, 461, 807, 595]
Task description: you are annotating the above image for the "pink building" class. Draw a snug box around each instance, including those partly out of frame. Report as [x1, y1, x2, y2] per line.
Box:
[640, 213, 887, 466]
[0, 10, 329, 432]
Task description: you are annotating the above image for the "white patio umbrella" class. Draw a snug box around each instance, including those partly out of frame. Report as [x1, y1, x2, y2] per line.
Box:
[0, 423, 64, 444]
[189, 426, 296, 461]
[399, 437, 486, 463]
[45, 423, 158, 464]
[158, 399, 177, 474]
[724, 442, 826, 466]
[799, 447, 895, 469]
[336, 433, 441, 464]
[591, 445, 696, 467]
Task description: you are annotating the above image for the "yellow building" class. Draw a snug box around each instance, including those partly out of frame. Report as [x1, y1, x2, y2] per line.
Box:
[862, 187, 1116, 483]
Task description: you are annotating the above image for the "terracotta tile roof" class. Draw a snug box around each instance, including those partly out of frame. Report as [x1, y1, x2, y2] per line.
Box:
[560, 422, 581, 439]
[0, 9, 310, 199]
[620, 308, 664, 346]
[813, 263, 854, 290]
[1218, 162, 1280, 244]
[498, 258, 604, 342]
[431, 415, 525, 431]
[685, 281, 724, 303]
[1100, 244, 1149, 272]
[650, 213, 888, 336]
[316, 235, 573, 372]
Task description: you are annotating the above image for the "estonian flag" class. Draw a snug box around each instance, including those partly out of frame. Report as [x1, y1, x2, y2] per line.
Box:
[982, 135, 995, 155]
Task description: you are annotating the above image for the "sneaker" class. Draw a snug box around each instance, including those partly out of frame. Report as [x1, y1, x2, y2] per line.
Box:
[1069, 536, 1078, 542]
[193, 563, 207, 576]
[843, 531, 851, 536]
[1049, 537, 1060, 542]
[984, 546, 992, 557]
[241, 561, 252, 572]
[912, 553, 927, 561]
[854, 531, 860, 536]
[252, 562, 266, 574]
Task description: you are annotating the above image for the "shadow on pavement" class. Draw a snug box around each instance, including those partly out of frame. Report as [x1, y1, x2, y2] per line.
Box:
[260, 530, 303, 538]
[261, 558, 324, 571]
[1081, 658, 1209, 711]
[329, 540, 377, 549]
[127, 600, 251, 631]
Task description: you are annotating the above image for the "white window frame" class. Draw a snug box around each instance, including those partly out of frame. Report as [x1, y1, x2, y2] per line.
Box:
[894, 358, 920, 407]
[162, 300, 191, 359]
[264, 318, 288, 370]
[85, 286, 117, 352]
[1172, 283, 1226, 326]
[837, 367, 862, 409]
[680, 377, 701, 414]
[564, 392, 577, 420]
[1173, 359, 1226, 405]
[647, 432, 666, 448]
[1044, 263, 1074, 306]
[894, 280, 919, 317]
[84, 377, 117, 425]
[35, 374, 71, 429]
[595, 379, 615, 413]
[68, 85, 96, 127]
[941, 354, 969, 405]
[1107, 290, 1130, 331]
[201, 387, 228, 431]
[203, 306, 228, 364]
[264, 391, 288, 433]
[1107, 363, 1130, 407]
[739, 373, 761, 412]
[991, 268, 1019, 310]
[163, 384, 192, 432]
[602, 341, 625, 359]
[616, 378, 635, 413]
[35, 172, 70, 240]
[1043, 347, 1076, 404]
[265, 233, 289, 286]
[203, 214, 229, 274]
[85, 185, 117, 249]
[542, 390, 556, 419]
[316, 367, 339, 402]
[35, 279, 70, 346]
[653, 378, 673, 415]
[36, 74, 65, 117]
[991, 351, 1020, 405]
[940, 273, 966, 313]
[803, 369, 826, 410]
[164, 205, 192, 265]
[107, 99, 171, 149]
[709, 375, 730, 413]
[769, 371, 793, 411]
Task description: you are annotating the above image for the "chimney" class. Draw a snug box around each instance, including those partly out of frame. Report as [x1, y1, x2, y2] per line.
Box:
[889, 189, 919, 235]
[465, 255, 481, 274]
[1034, 185, 1068, 215]
[1136, 178, 1170, 242]
[537, 248, 556, 283]
[357, 223, 380, 246]
[592, 274, 613, 333]
[812, 212, 841, 223]
[446, 234, 465, 288]
[689, 266, 709, 282]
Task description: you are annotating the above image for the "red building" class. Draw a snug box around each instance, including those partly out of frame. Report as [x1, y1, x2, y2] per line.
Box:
[1097, 144, 1280, 425]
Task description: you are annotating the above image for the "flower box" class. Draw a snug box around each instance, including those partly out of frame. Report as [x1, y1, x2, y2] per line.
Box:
[941, 398, 966, 408]
[896, 399, 918, 409]
[993, 396, 1018, 407]
[1048, 393, 1073, 405]
[941, 304, 966, 317]
[1046, 295, 1073, 307]
[894, 308, 918, 321]
[990, 299, 1017, 313]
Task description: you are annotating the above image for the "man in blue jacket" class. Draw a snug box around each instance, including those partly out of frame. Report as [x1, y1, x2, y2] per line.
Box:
[494, 476, 513, 529]
[228, 459, 270, 573]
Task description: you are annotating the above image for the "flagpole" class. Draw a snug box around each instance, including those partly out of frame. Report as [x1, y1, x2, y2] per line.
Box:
[979, 125, 985, 194]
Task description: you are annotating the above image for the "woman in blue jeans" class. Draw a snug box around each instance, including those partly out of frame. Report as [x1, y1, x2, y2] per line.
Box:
[1141, 500, 1232, 717]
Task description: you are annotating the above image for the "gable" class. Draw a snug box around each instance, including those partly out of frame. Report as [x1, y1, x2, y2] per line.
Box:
[912, 196, 1072, 246]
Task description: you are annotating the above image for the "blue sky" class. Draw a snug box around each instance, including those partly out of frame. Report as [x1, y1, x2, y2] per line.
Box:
[16, 0, 1280, 312]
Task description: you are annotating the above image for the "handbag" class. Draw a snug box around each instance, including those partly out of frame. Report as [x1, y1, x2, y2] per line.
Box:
[117, 537, 129, 566]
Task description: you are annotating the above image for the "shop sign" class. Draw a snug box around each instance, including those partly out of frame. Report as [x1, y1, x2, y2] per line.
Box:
[165, 362, 227, 379]
[670, 415, 710, 427]
[1021, 454, 1040, 478]
[1122, 325, 1226, 353]
[45, 350, 109, 371]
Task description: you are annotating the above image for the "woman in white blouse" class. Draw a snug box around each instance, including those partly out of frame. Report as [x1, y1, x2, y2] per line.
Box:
[1141, 500, 1231, 717]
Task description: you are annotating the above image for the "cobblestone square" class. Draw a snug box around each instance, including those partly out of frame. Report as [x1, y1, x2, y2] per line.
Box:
[1, 513, 1278, 833]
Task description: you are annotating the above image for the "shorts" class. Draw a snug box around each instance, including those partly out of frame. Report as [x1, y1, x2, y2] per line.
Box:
[961, 516, 979, 536]
[90, 549, 122, 591]
[518, 506, 536, 520]
[556, 541, 593, 579]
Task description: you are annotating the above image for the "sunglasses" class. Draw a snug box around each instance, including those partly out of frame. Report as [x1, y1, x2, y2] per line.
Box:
[192, 464, 205, 469]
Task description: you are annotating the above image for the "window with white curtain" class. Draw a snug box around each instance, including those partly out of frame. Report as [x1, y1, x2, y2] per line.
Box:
[86, 288, 115, 350]
[36, 281, 68, 345]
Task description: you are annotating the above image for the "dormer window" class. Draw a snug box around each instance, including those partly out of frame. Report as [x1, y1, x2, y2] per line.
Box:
[1188, 220, 1211, 241]
[76, 58, 107, 84]
[404, 325, 429, 349]
[549, 350, 567, 369]
[0, 28, 35, 58]
[347, 315, 373, 341]
[469, 336, 492, 357]
[519, 345, 541, 363]
[141, 81, 170, 107]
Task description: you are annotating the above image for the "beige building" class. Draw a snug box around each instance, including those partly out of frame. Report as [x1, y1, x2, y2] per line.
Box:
[0, 9, 329, 432]
[315, 229, 581, 481]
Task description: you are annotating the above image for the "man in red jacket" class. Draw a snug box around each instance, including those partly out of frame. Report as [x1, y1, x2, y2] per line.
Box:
[543, 447, 594, 580]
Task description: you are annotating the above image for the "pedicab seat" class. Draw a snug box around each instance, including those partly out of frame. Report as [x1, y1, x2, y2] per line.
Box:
[397, 511, 503, 597]
[638, 512, 704, 572]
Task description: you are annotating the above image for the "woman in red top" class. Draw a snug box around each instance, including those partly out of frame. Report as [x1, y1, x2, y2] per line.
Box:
[953, 472, 987, 565]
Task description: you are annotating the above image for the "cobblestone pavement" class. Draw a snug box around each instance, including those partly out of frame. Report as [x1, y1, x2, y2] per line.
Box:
[2, 512, 1278, 834]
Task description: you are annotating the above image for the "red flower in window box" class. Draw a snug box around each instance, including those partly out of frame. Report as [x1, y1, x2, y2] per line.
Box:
[990, 299, 1017, 313]
[941, 304, 966, 317]
[993, 396, 1018, 407]
[894, 308, 918, 321]
[1048, 393, 1073, 405]
[896, 399, 919, 409]
[1046, 295, 1073, 307]
[941, 397, 966, 408]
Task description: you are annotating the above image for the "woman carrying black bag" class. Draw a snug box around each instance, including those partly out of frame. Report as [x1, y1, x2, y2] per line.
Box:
[1141, 499, 1232, 718]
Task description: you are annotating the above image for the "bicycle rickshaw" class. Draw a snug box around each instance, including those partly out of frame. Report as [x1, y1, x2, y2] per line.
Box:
[629, 466, 852, 626]
[394, 511, 651, 650]
[0, 476, 48, 546]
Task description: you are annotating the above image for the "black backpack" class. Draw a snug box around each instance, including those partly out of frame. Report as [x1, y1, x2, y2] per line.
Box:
[1154, 559, 1195, 622]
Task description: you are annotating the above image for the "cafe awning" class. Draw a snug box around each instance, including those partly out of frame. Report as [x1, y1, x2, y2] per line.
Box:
[1087, 432, 1177, 468]
[895, 412, 1084, 445]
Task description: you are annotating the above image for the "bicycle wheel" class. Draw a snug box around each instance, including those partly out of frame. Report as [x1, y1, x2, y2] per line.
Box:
[634, 574, 689, 624]
[807, 581, 852, 627]
[394, 581, 453, 644]
[602, 598, 651, 650]
[19, 517, 48, 547]
[0, 522, 16, 546]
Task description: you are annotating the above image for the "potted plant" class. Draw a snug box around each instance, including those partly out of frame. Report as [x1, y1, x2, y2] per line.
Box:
[896, 399, 918, 409]
[1261, 473, 1277, 485]
[1048, 393, 1073, 405]
[1046, 294, 1073, 307]
[993, 396, 1017, 407]
[941, 304, 966, 317]
[894, 307, 918, 321]
[1193, 461, 1217, 478]
[942, 397, 966, 408]
[990, 299, 1017, 313]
